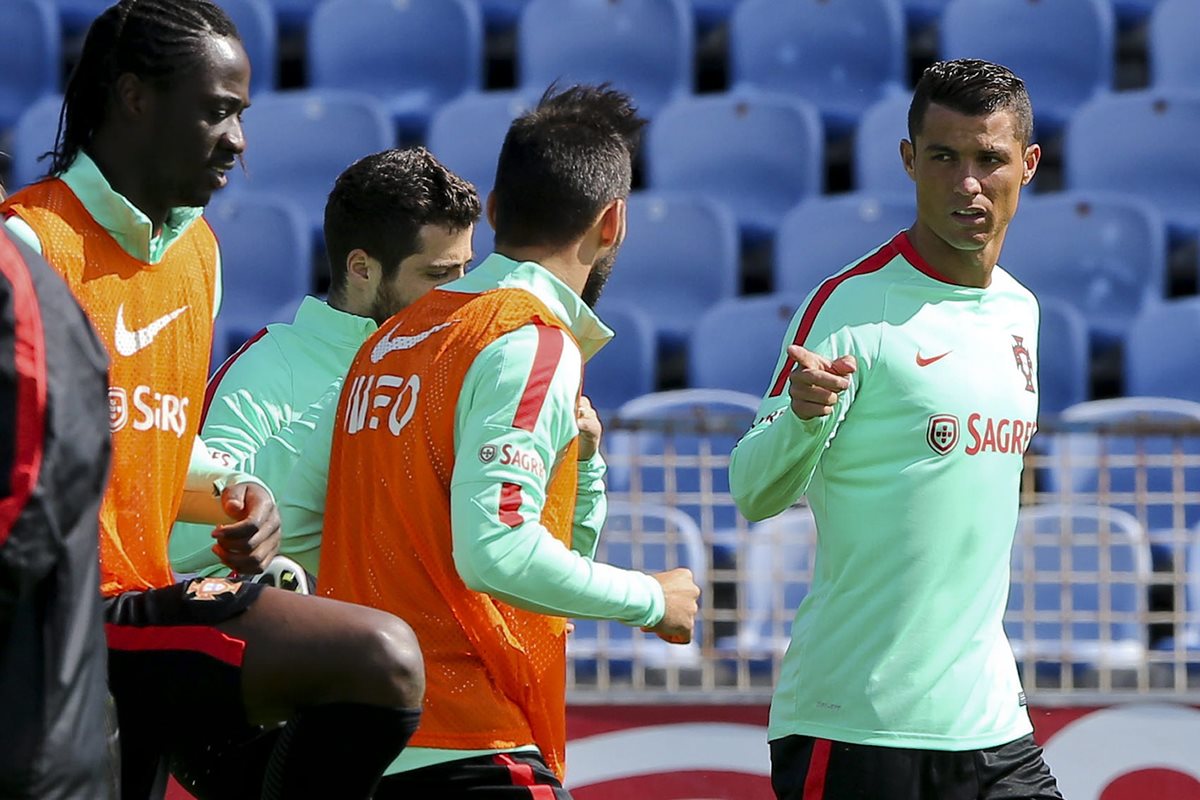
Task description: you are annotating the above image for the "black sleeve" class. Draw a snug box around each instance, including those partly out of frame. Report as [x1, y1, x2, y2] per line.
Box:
[0, 232, 53, 618]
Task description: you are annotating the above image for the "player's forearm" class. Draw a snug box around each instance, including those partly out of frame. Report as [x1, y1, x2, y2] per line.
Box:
[176, 436, 273, 524]
[452, 489, 664, 626]
[730, 409, 829, 521]
[571, 453, 607, 559]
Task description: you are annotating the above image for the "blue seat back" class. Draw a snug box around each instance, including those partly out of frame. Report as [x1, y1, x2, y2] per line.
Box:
[775, 193, 915, 296]
[941, 0, 1114, 131]
[236, 90, 393, 232]
[584, 301, 657, 416]
[647, 92, 824, 238]
[689, 295, 805, 396]
[0, 0, 59, 131]
[518, 0, 692, 118]
[1037, 299, 1091, 417]
[11, 94, 62, 190]
[308, 0, 482, 131]
[1126, 300, 1200, 404]
[730, 0, 905, 132]
[601, 192, 739, 342]
[1065, 91, 1200, 233]
[1002, 192, 1166, 343]
[426, 90, 538, 203]
[1150, 0, 1200, 91]
[854, 92, 913, 196]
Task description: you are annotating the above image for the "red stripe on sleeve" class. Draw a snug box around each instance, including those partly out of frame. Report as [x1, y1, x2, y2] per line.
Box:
[802, 738, 832, 800]
[767, 234, 900, 398]
[105, 623, 247, 667]
[499, 482, 525, 527]
[200, 326, 268, 427]
[512, 325, 565, 432]
[494, 754, 557, 799]
[0, 234, 47, 547]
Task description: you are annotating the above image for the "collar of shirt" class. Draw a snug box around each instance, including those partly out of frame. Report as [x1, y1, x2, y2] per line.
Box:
[442, 253, 613, 361]
[289, 295, 378, 347]
[60, 152, 205, 264]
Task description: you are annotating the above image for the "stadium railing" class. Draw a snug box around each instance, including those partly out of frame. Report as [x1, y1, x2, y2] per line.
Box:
[567, 408, 1200, 706]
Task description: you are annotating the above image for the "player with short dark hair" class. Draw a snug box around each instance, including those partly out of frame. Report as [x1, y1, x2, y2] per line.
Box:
[171, 147, 480, 578]
[730, 59, 1062, 800]
[2, 3, 423, 798]
[286, 84, 701, 798]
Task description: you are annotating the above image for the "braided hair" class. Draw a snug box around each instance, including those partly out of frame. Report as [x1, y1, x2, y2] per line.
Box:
[47, 0, 240, 176]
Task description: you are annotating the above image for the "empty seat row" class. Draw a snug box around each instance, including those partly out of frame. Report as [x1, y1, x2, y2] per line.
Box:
[7, 0, 1199, 147]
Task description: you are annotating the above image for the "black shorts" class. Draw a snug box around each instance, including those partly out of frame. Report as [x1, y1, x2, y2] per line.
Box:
[105, 577, 277, 800]
[770, 733, 1063, 800]
[374, 752, 573, 799]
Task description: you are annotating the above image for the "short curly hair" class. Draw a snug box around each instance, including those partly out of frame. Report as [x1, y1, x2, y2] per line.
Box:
[323, 147, 481, 294]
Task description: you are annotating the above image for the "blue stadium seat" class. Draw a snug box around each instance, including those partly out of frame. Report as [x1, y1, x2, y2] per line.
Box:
[234, 90, 393, 234]
[775, 193, 915, 296]
[0, 0, 59, 133]
[426, 90, 538, 204]
[1007, 504, 1150, 669]
[1126, 299, 1200, 403]
[54, 0, 109, 33]
[606, 389, 760, 552]
[899, 0, 949, 26]
[268, 0, 322, 31]
[690, 0, 738, 28]
[518, 0, 692, 119]
[1001, 192, 1167, 345]
[207, 194, 311, 352]
[730, 0, 906, 135]
[1045, 398, 1200, 533]
[308, 0, 482, 135]
[221, 0, 276, 94]
[10, 93, 62, 190]
[1150, 0, 1200, 91]
[1065, 91, 1200, 234]
[647, 92, 824, 239]
[1111, 0, 1162, 25]
[583, 301, 657, 415]
[854, 91, 913, 196]
[568, 502, 706, 669]
[941, 0, 1114, 134]
[721, 506, 817, 659]
[600, 191, 739, 345]
[477, 0, 528, 28]
[1037, 299, 1091, 417]
[689, 294, 806, 396]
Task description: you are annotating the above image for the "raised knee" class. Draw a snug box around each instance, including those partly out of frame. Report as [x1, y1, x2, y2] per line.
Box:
[367, 616, 425, 709]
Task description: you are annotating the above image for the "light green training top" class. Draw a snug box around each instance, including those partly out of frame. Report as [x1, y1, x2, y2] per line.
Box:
[169, 296, 377, 576]
[730, 232, 1038, 751]
[282, 253, 661, 774]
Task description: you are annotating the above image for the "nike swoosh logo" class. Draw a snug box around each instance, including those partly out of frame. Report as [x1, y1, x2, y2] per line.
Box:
[915, 350, 951, 367]
[114, 304, 189, 357]
[370, 320, 459, 363]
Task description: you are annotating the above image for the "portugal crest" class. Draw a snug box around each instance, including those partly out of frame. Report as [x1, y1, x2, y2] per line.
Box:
[926, 414, 960, 456]
[1012, 335, 1036, 394]
[108, 387, 128, 432]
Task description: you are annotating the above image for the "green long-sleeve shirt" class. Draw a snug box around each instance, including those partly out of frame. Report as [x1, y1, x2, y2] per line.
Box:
[168, 296, 376, 575]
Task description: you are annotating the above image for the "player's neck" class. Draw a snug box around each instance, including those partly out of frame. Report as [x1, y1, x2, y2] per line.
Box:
[87, 136, 170, 235]
[494, 244, 588, 298]
[906, 223, 1002, 289]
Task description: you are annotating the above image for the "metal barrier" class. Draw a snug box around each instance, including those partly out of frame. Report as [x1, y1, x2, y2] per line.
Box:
[566, 408, 1200, 704]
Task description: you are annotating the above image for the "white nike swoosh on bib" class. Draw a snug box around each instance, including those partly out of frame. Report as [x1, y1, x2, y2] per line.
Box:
[370, 320, 459, 363]
[114, 304, 189, 357]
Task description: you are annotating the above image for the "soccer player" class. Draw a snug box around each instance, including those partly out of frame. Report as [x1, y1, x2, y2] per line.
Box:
[1, 3, 423, 798]
[170, 147, 479, 579]
[729, 60, 1063, 800]
[0, 216, 113, 798]
[305, 85, 701, 797]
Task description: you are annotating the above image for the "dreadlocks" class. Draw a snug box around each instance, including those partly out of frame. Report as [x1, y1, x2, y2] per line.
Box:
[47, 0, 239, 176]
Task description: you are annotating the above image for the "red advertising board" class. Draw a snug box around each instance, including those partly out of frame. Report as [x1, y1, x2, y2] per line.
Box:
[166, 703, 1200, 799]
